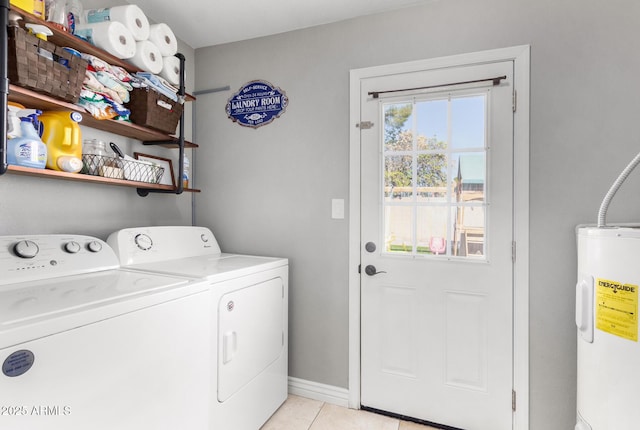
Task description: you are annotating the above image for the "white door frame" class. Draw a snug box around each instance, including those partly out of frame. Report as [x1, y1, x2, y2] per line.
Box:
[348, 45, 530, 429]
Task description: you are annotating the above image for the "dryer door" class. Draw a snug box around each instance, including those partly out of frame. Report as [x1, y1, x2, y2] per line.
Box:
[217, 276, 285, 402]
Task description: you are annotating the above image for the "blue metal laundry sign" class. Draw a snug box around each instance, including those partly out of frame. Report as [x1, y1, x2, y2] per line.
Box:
[226, 80, 288, 128]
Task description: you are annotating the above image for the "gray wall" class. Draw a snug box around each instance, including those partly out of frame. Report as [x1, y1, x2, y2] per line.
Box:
[1, 0, 196, 238]
[193, 1, 640, 429]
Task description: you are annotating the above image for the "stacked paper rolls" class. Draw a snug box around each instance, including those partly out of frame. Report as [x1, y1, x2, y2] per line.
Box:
[85, 5, 150, 41]
[129, 40, 163, 74]
[160, 55, 181, 85]
[148, 23, 178, 57]
[75, 22, 136, 59]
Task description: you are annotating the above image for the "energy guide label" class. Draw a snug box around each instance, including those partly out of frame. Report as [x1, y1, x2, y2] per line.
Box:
[596, 278, 638, 341]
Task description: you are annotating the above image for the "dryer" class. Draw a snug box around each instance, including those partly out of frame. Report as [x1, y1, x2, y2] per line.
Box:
[107, 226, 288, 430]
[0, 234, 211, 430]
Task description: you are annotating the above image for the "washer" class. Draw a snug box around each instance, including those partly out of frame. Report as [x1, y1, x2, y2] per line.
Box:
[0, 234, 211, 430]
[107, 226, 289, 430]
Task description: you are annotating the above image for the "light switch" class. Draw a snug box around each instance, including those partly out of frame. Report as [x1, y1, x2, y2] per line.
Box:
[332, 199, 345, 219]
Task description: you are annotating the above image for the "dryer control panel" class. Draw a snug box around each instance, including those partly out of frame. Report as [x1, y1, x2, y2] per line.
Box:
[107, 226, 222, 265]
[0, 235, 119, 285]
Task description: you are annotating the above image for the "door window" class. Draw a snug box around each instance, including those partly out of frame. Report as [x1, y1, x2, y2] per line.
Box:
[382, 92, 488, 259]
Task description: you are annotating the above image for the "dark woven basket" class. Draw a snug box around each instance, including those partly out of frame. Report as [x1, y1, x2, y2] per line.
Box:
[8, 26, 88, 103]
[127, 87, 183, 134]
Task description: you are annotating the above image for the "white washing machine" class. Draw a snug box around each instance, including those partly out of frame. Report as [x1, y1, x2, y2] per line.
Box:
[0, 234, 211, 430]
[107, 226, 289, 430]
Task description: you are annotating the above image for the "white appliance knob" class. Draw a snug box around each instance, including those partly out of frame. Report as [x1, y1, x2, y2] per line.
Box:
[14, 240, 39, 258]
[201, 234, 209, 243]
[87, 241, 103, 253]
[135, 234, 153, 251]
[64, 241, 82, 254]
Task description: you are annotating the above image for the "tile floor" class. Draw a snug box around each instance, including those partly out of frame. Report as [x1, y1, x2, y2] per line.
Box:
[261, 395, 439, 430]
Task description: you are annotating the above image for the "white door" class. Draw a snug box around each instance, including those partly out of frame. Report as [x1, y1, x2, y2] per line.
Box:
[360, 61, 514, 430]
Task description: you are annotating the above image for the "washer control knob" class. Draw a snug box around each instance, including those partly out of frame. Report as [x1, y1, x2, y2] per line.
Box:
[14, 240, 39, 259]
[134, 234, 153, 251]
[87, 241, 103, 253]
[200, 234, 209, 243]
[64, 241, 82, 254]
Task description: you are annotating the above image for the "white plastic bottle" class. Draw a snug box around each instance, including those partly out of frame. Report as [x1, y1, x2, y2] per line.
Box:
[7, 102, 23, 139]
[65, 0, 83, 34]
[182, 156, 190, 188]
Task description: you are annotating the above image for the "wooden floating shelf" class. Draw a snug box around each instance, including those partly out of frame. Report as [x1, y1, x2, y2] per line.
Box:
[7, 165, 200, 193]
[10, 5, 195, 102]
[8, 85, 197, 147]
[8, 165, 174, 189]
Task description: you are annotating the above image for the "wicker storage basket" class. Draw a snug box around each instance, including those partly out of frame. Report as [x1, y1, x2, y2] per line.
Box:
[8, 26, 88, 103]
[82, 155, 165, 184]
[127, 87, 183, 134]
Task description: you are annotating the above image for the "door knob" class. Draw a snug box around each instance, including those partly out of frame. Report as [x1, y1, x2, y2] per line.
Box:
[364, 265, 386, 276]
[365, 242, 376, 252]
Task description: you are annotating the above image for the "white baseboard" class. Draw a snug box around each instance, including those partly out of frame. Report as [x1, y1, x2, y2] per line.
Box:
[288, 377, 350, 408]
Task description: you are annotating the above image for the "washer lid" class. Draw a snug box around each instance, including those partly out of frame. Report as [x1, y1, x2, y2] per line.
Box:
[0, 269, 189, 328]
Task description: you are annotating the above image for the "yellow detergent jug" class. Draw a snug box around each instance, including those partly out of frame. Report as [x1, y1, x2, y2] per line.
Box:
[39, 111, 84, 173]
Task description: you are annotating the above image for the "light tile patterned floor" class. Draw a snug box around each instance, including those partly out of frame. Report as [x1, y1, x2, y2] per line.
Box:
[261, 395, 440, 430]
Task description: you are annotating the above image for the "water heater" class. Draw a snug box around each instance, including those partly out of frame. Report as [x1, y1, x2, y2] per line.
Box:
[576, 226, 640, 429]
[576, 151, 640, 430]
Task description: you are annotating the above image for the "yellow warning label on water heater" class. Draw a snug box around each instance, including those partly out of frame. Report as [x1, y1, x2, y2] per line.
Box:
[596, 278, 638, 342]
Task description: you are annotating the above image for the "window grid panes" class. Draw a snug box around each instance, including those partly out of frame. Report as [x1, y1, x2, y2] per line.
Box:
[382, 92, 488, 259]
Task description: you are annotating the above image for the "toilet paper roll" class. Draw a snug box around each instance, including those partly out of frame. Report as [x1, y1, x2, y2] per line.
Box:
[85, 5, 150, 41]
[148, 23, 178, 57]
[129, 40, 163, 74]
[75, 22, 136, 60]
[160, 55, 181, 86]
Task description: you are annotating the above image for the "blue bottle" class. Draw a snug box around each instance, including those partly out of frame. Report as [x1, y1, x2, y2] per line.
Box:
[7, 117, 48, 169]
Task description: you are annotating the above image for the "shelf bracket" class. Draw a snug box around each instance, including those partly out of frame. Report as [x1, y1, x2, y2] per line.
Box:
[0, 0, 9, 176]
[137, 53, 186, 196]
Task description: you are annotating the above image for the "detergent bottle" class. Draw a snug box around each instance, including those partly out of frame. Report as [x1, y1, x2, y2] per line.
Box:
[39, 111, 84, 173]
[7, 102, 24, 139]
[7, 117, 48, 169]
[17, 108, 43, 133]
